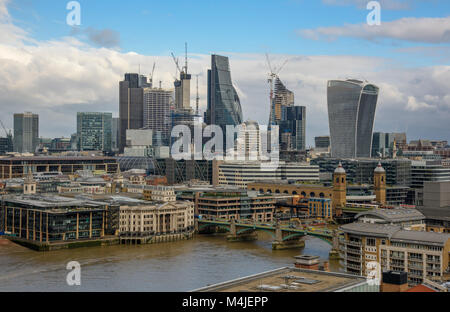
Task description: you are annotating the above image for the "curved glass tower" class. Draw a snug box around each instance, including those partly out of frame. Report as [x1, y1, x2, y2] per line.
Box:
[205, 54, 243, 130]
[327, 79, 379, 158]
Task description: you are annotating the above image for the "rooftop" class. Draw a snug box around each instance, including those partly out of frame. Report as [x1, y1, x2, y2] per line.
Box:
[192, 267, 370, 292]
[355, 208, 425, 223]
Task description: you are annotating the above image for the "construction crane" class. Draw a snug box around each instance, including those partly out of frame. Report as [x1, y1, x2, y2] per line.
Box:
[195, 74, 200, 115]
[265, 53, 289, 126]
[149, 61, 156, 87]
[171, 52, 182, 77]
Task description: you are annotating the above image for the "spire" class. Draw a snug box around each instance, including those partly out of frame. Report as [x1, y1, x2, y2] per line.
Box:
[25, 168, 34, 183]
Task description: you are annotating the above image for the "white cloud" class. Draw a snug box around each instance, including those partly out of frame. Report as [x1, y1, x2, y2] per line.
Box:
[0, 1, 449, 145]
[299, 16, 450, 44]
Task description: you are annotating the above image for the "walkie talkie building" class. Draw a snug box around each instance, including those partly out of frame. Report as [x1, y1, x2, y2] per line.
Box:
[327, 79, 379, 158]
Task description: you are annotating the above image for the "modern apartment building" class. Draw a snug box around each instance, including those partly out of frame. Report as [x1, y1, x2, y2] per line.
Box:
[327, 79, 379, 158]
[13, 112, 39, 154]
[315, 136, 330, 149]
[339, 222, 450, 286]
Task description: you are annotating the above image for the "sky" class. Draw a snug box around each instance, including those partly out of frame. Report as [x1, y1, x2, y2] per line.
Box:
[0, 0, 449, 147]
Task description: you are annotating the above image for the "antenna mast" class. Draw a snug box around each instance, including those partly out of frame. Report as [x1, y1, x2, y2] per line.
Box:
[196, 74, 199, 115]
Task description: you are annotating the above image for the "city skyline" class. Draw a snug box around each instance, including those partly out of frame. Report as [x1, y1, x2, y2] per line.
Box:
[0, 0, 449, 147]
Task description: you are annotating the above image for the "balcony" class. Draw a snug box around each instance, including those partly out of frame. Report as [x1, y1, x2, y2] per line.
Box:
[346, 254, 362, 262]
[390, 254, 405, 260]
[346, 263, 362, 271]
[426, 259, 441, 265]
[346, 240, 362, 247]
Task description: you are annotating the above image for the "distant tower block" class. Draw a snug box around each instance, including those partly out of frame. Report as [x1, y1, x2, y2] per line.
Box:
[374, 162, 386, 205]
[332, 162, 346, 215]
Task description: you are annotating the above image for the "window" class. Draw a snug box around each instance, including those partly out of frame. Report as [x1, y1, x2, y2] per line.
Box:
[366, 237, 376, 246]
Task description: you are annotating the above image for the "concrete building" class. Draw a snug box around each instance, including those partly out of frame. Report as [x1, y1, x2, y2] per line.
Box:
[76, 112, 112, 152]
[0, 156, 119, 179]
[339, 222, 450, 286]
[143, 87, 173, 144]
[411, 160, 450, 189]
[234, 120, 262, 161]
[196, 190, 276, 222]
[327, 79, 379, 158]
[119, 73, 144, 152]
[216, 161, 319, 188]
[417, 181, 450, 233]
[118, 198, 194, 242]
[13, 112, 39, 154]
[123, 129, 153, 157]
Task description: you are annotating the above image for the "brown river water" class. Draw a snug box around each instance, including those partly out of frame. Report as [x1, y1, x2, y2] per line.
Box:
[0, 233, 341, 292]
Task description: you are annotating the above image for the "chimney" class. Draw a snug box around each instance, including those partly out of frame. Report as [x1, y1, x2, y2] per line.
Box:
[380, 271, 408, 292]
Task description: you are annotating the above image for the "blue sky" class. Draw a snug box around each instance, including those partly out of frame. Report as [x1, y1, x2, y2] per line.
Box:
[9, 0, 450, 64]
[1, 0, 449, 144]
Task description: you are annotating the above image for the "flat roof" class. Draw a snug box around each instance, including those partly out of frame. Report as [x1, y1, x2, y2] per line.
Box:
[192, 267, 368, 292]
[0, 156, 116, 161]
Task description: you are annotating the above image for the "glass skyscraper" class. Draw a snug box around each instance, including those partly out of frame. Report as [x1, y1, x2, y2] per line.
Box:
[77, 112, 112, 152]
[205, 54, 243, 148]
[327, 79, 379, 158]
[13, 112, 39, 154]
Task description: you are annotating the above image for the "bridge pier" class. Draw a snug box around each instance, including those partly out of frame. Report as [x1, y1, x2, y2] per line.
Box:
[271, 223, 305, 250]
[328, 230, 341, 260]
[226, 219, 258, 242]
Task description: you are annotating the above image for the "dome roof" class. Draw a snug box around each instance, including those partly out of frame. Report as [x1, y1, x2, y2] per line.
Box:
[374, 162, 385, 173]
[334, 162, 346, 174]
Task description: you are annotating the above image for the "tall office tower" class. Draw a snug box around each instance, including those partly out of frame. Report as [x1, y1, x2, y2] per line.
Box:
[327, 79, 379, 158]
[269, 77, 294, 125]
[111, 117, 120, 153]
[143, 87, 173, 145]
[119, 73, 144, 153]
[13, 112, 39, 154]
[315, 136, 330, 149]
[76, 112, 112, 152]
[174, 72, 191, 110]
[205, 54, 243, 149]
[234, 120, 262, 160]
[278, 106, 306, 151]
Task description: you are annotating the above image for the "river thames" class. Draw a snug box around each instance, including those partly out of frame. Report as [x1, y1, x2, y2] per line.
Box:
[0, 233, 341, 292]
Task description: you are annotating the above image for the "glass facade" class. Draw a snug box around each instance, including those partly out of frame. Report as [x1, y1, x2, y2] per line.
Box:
[327, 80, 379, 158]
[77, 112, 112, 152]
[205, 54, 243, 147]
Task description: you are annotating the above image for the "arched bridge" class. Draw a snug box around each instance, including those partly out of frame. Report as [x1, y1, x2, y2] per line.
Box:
[197, 219, 336, 249]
